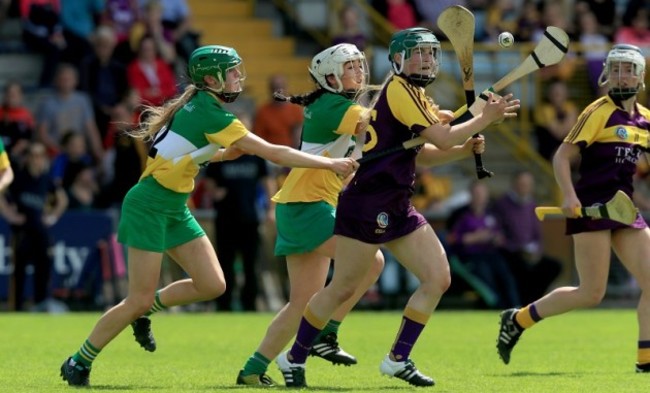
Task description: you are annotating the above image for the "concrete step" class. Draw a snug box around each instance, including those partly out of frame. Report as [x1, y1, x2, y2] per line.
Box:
[0, 53, 43, 87]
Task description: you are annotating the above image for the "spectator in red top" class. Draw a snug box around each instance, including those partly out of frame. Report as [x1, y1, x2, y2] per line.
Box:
[372, 0, 422, 30]
[126, 35, 177, 106]
[0, 82, 35, 163]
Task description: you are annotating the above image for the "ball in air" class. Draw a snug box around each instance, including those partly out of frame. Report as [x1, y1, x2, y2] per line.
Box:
[498, 32, 514, 48]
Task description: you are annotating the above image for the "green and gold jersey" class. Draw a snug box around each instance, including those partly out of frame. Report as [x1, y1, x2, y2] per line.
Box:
[272, 92, 363, 206]
[0, 139, 9, 170]
[140, 90, 248, 193]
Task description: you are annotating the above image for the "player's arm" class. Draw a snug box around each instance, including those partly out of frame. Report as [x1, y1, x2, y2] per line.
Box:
[0, 165, 14, 192]
[421, 93, 517, 150]
[552, 142, 581, 217]
[416, 135, 485, 168]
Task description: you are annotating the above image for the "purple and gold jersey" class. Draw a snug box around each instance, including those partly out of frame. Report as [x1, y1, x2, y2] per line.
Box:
[564, 95, 650, 233]
[335, 75, 439, 243]
[140, 90, 248, 193]
[0, 139, 9, 171]
[272, 92, 362, 207]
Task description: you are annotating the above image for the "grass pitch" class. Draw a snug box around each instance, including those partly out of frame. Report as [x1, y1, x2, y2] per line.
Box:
[1, 309, 646, 392]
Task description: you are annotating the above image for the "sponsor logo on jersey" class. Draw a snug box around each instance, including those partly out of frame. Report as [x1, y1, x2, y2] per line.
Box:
[616, 126, 628, 140]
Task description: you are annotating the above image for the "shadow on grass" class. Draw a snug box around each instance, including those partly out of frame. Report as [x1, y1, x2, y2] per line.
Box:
[208, 385, 412, 391]
[493, 371, 584, 377]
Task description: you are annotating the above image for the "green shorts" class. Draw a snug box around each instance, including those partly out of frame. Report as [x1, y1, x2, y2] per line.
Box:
[117, 176, 205, 252]
[274, 201, 335, 256]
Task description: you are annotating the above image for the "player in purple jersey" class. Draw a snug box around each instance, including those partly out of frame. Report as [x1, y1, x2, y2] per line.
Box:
[497, 44, 650, 373]
[276, 27, 519, 388]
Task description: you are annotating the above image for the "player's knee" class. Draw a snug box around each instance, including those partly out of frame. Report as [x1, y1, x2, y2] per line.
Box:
[195, 278, 226, 300]
[421, 272, 451, 297]
[579, 287, 606, 307]
[125, 296, 155, 317]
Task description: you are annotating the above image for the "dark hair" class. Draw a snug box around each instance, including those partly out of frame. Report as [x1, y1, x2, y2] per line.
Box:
[273, 88, 326, 107]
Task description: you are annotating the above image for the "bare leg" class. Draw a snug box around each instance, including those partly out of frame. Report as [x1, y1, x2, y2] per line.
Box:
[534, 231, 611, 318]
[257, 246, 331, 360]
[612, 228, 650, 342]
[160, 236, 226, 305]
[87, 248, 163, 349]
[386, 224, 450, 315]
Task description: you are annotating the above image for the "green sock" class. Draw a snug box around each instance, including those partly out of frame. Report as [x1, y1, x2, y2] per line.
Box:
[144, 290, 167, 316]
[71, 339, 101, 368]
[316, 319, 341, 341]
[241, 352, 271, 376]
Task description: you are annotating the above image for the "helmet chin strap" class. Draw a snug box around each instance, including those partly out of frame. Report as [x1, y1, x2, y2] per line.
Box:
[202, 85, 241, 103]
[609, 88, 638, 101]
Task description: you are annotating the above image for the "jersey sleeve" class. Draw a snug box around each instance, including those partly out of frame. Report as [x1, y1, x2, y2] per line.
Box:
[386, 79, 438, 134]
[203, 108, 249, 147]
[564, 98, 608, 147]
[0, 138, 9, 170]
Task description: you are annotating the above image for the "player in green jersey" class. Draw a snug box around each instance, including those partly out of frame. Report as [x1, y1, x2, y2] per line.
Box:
[60, 44, 359, 387]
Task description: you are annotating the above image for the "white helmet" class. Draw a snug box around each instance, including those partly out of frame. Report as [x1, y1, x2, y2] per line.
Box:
[598, 44, 646, 99]
[309, 44, 367, 94]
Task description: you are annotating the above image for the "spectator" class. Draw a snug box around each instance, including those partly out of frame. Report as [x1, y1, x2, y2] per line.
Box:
[614, 3, 650, 59]
[101, 0, 140, 64]
[20, 0, 66, 87]
[371, 0, 422, 30]
[330, 4, 368, 51]
[576, 0, 618, 40]
[7, 142, 68, 311]
[413, 0, 464, 36]
[533, 79, 578, 161]
[451, 181, 520, 309]
[493, 170, 562, 304]
[126, 34, 178, 106]
[534, 0, 578, 81]
[99, 98, 146, 207]
[129, 0, 175, 64]
[35, 63, 104, 161]
[79, 25, 129, 140]
[50, 131, 93, 188]
[156, 0, 199, 63]
[204, 146, 275, 311]
[65, 162, 98, 210]
[515, 0, 541, 42]
[59, 0, 105, 69]
[253, 74, 303, 149]
[0, 81, 35, 163]
[577, 11, 609, 94]
[485, 0, 521, 43]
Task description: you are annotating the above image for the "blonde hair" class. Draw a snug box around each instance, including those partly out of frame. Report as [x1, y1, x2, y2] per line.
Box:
[129, 85, 199, 141]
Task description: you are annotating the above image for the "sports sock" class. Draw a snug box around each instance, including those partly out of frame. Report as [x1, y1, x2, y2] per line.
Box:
[515, 303, 542, 329]
[638, 340, 650, 364]
[71, 339, 101, 368]
[314, 319, 341, 342]
[390, 307, 430, 362]
[241, 351, 271, 376]
[288, 306, 327, 364]
[144, 290, 167, 316]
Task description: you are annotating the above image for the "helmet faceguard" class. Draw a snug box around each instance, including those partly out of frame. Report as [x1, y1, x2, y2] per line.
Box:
[598, 44, 646, 100]
[188, 45, 247, 103]
[309, 43, 368, 96]
[389, 28, 441, 87]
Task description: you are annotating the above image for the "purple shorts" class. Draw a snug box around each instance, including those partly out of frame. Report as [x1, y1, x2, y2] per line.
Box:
[566, 212, 647, 235]
[334, 188, 428, 244]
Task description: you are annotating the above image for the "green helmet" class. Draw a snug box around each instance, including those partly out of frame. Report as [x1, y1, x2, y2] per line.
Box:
[188, 45, 244, 102]
[388, 28, 440, 87]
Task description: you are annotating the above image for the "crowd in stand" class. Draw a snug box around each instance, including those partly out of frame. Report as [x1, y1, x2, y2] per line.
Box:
[0, 0, 648, 311]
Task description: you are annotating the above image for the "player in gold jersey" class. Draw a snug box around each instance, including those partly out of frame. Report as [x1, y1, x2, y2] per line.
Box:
[497, 44, 650, 373]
